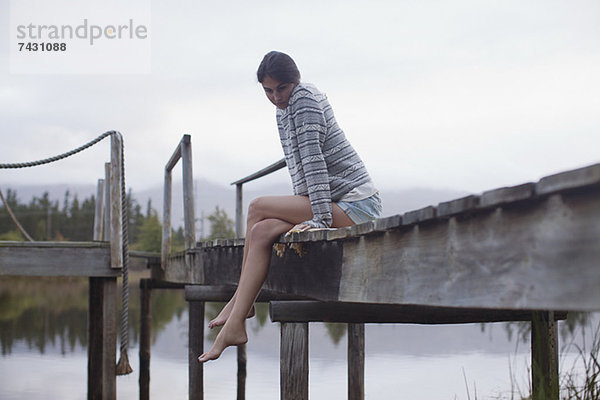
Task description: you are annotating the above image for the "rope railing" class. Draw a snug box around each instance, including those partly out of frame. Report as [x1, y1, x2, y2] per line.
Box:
[0, 130, 132, 375]
[0, 131, 114, 169]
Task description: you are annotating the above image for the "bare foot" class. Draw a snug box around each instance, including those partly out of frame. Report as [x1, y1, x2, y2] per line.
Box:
[209, 303, 255, 329]
[198, 322, 248, 363]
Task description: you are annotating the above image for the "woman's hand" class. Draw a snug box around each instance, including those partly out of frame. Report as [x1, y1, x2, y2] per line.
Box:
[285, 223, 311, 236]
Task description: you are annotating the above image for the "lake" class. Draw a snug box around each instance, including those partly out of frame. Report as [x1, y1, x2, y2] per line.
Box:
[0, 275, 597, 399]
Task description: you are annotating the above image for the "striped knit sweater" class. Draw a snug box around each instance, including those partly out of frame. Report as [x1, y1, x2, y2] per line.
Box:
[276, 83, 372, 228]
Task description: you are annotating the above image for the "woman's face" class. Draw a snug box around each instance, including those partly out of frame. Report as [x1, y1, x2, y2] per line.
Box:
[261, 75, 297, 109]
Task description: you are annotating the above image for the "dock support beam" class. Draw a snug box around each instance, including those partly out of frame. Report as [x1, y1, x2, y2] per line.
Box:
[280, 323, 309, 400]
[189, 300, 205, 400]
[348, 323, 365, 400]
[139, 279, 152, 400]
[88, 277, 117, 400]
[531, 311, 559, 400]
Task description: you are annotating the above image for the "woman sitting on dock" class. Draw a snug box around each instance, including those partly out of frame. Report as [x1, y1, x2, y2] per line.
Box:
[198, 50, 382, 362]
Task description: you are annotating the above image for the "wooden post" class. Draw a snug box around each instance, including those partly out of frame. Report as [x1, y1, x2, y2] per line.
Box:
[531, 311, 559, 400]
[139, 279, 152, 400]
[93, 179, 105, 242]
[280, 323, 309, 400]
[162, 167, 172, 269]
[103, 163, 111, 241]
[237, 344, 247, 400]
[88, 173, 117, 400]
[88, 277, 118, 400]
[348, 323, 365, 400]
[235, 183, 244, 238]
[234, 182, 247, 400]
[181, 135, 196, 249]
[109, 133, 123, 269]
[189, 301, 205, 400]
[162, 135, 196, 268]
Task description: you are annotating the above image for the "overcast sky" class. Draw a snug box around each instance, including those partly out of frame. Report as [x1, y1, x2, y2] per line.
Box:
[1, 0, 599, 196]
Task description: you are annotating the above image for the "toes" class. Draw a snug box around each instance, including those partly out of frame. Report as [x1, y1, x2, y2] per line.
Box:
[198, 352, 216, 363]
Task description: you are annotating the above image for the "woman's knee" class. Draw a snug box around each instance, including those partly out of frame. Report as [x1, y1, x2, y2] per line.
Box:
[247, 219, 286, 246]
[246, 196, 269, 226]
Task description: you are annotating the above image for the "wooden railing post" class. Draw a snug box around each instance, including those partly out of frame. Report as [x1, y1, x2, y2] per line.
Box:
[109, 133, 123, 270]
[162, 134, 196, 269]
[88, 139, 121, 400]
[93, 179, 105, 242]
[181, 136, 196, 248]
[235, 183, 244, 238]
[348, 323, 365, 400]
[162, 165, 172, 268]
[103, 163, 111, 241]
[280, 322, 309, 400]
[532, 311, 559, 400]
[234, 182, 247, 400]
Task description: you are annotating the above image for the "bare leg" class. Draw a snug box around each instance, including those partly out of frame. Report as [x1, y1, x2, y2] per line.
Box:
[199, 196, 353, 362]
[209, 195, 353, 328]
[207, 235, 255, 328]
[199, 218, 292, 362]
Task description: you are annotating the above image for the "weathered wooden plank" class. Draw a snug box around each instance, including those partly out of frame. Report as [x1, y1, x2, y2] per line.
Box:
[338, 189, 600, 311]
[265, 241, 343, 301]
[165, 184, 600, 311]
[103, 163, 111, 241]
[268, 301, 567, 324]
[0, 242, 119, 277]
[181, 136, 196, 249]
[235, 184, 244, 238]
[93, 179, 105, 241]
[373, 214, 402, 232]
[109, 133, 123, 270]
[348, 323, 364, 400]
[280, 323, 308, 400]
[165, 135, 183, 172]
[189, 301, 205, 400]
[536, 163, 600, 196]
[349, 220, 376, 237]
[437, 195, 480, 218]
[162, 168, 172, 270]
[185, 285, 304, 302]
[480, 183, 535, 208]
[403, 206, 436, 225]
[532, 311, 559, 400]
[88, 277, 117, 400]
[231, 158, 286, 186]
[326, 226, 353, 241]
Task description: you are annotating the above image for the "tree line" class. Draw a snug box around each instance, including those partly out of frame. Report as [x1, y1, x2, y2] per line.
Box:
[0, 189, 235, 251]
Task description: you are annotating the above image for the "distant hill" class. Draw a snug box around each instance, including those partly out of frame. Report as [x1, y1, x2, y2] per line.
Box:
[3, 180, 469, 238]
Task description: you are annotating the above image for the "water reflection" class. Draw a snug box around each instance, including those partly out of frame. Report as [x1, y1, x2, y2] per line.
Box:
[1, 274, 599, 400]
[0, 275, 187, 355]
[1, 274, 596, 355]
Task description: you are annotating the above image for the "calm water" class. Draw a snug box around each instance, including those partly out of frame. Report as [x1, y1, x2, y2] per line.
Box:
[0, 276, 597, 399]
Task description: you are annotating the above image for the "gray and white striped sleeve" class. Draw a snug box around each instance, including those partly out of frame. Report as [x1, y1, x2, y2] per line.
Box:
[292, 90, 333, 228]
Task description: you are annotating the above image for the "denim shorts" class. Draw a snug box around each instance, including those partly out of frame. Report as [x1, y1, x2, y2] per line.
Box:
[337, 192, 382, 225]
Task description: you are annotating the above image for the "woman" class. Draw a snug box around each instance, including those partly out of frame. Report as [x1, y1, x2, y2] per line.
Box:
[198, 51, 382, 362]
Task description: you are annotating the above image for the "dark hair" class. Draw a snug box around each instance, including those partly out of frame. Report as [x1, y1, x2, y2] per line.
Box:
[256, 51, 301, 84]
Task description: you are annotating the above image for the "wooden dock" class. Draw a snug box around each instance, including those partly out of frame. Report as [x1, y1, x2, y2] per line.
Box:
[2, 132, 599, 400]
[1, 133, 130, 400]
[155, 143, 600, 400]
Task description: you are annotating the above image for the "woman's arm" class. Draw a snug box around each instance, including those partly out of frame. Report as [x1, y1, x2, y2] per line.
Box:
[291, 90, 333, 228]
